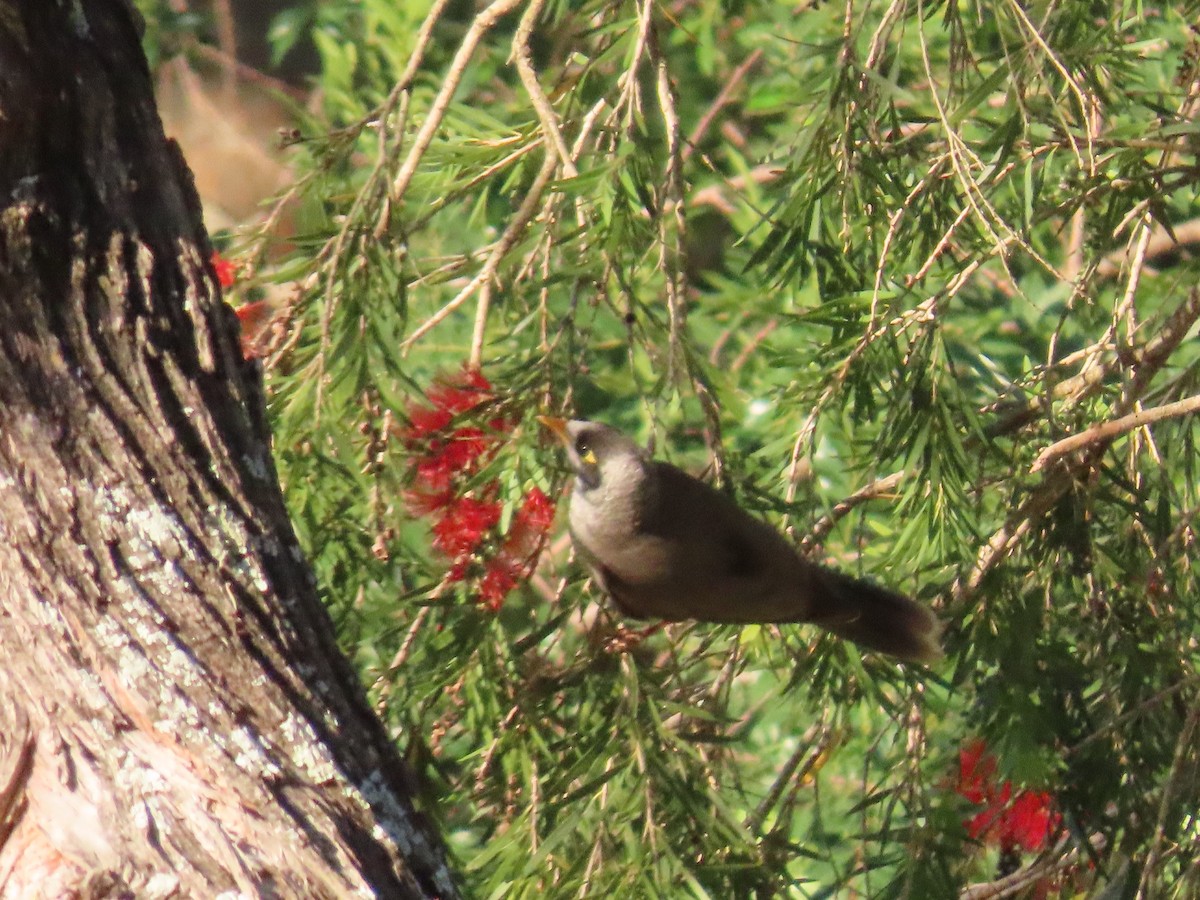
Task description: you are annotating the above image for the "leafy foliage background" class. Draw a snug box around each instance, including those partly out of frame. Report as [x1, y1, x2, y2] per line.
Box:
[145, 0, 1200, 896]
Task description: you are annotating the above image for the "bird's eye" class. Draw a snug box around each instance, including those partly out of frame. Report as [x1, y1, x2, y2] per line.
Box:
[574, 436, 597, 465]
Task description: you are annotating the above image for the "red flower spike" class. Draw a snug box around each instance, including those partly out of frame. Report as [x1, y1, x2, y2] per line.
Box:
[415, 451, 459, 494]
[518, 487, 556, 532]
[400, 370, 551, 609]
[211, 251, 236, 288]
[500, 488, 557, 561]
[956, 739, 1060, 854]
[233, 299, 275, 360]
[426, 369, 493, 415]
[431, 496, 502, 557]
[404, 488, 455, 516]
[406, 406, 453, 439]
[965, 780, 1011, 840]
[1000, 790, 1060, 853]
[440, 427, 493, 471]
[478, 558, 520, 611]
[458, 367, 492, 392]
[957, 739, 998, 805]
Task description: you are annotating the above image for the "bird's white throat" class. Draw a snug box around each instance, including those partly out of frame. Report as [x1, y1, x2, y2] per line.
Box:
[569, 450, 654, 549]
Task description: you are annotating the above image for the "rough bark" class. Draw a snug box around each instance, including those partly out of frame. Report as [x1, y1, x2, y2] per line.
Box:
[0, 3, 457, 897]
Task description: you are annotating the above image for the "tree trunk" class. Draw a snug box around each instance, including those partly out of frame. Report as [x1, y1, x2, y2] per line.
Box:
[0, 4, 456, 897]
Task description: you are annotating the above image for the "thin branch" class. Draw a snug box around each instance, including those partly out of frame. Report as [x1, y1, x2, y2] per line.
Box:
[800, 471, 906, 554]
[395, 0, 458, 100]
[648, 21, 687, 376]
[373, 605, 432, 706]
[682, 49, 763, 161]
[390, 0, 525, 205]
[612, 0, 655, 132]
[1136, 703, 1200, 899]
[960, 833, 1106, 900]
[958, 289, 1200, 600]
[1066, 677, 1194, 757]
[687, 164, 783, 215]
[1032, 393, 1200, 472]
[744, 721, 834, 835]
[730, 318, 778, 372]
[512, 0, 578, 177]
[985, 288, 1200, 440]
[1098, 216, 1200, 278]
[401, 151, 559, 356]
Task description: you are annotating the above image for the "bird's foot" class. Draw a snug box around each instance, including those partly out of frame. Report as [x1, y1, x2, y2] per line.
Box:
[602, 621, 665, 654]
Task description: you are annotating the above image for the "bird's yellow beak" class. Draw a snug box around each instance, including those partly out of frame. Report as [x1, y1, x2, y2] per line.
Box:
[537, 416, 570, 445]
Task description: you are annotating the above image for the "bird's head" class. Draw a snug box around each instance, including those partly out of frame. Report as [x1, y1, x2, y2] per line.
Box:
[538, 417, 648, 494]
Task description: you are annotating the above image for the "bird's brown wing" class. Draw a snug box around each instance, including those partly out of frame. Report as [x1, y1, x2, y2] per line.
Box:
[613, 462, 813, 623]
[588, 462, 941, 659]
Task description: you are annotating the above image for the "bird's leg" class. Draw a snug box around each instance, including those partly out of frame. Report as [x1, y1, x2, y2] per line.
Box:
[601, 621, 665, 654]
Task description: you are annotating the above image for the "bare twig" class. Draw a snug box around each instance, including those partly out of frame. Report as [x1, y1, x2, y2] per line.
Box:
[688, 164, 783, 215]
[744, 721, 835, 835]
[800, 471, 905, 554]
[400, 151, 559, 356]
[390, 0, 525, 205]
[1136, 703, 1200, 899]
[985, 288, 1200, 440]
[512, 0, 578, 177]
[395, 0, 457, 102]
[958, 289, 1200, 600]
[1067, 677, 1194, 757]
[614, 0, 656, 132]
[682, 49, 763, 161]
[1097, 217, 1200, 279]
[1032, 394, 1200, 472]
[960, 833, 1106, 900]
[730, 318, 778, 372]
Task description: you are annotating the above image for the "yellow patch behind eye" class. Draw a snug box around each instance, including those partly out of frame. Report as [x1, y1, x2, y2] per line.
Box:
[580, 448, 598, 465]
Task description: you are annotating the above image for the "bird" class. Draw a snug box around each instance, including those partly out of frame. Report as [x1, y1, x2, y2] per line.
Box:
[539, 417, 941, 663]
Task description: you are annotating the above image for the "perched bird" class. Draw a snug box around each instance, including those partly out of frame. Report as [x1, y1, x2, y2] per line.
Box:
[540, 417, 941, 663]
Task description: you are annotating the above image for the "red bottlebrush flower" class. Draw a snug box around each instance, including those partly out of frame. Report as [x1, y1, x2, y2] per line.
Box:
[964, 781, 1011, 841]
[398, 369, 551, 613]
[233, 299, 275, 359]
[999, 790, 1059, 853]
[404, 488, 455, 516]
[956, 739, 1060, 854]
[431, 496, 502, 557]
[414, 448, 459, 494]
[453, 367, 492, 395]
[958, 738, 998, 805]
[501, 487, 557, 559]
[406, 406, 453, 439]
[426, 369, 493, 415]
[399, 367, 497, 445]
[439, 427, 492, 471]
[413, 430, 494, 493]
[518, 487, 555, 532]
[478, 558, 519, 611]
[211, 251, 236, 288]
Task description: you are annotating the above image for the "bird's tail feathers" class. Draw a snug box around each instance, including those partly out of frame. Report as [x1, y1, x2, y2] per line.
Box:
[808, 567, 942, 663]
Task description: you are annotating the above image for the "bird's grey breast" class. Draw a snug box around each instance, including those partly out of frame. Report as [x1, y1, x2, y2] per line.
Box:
[567, 451, 673, 582]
